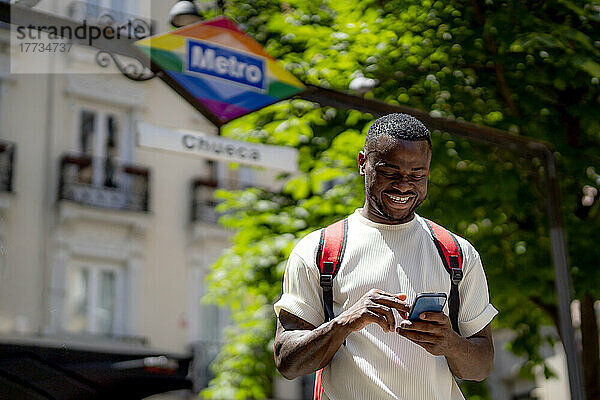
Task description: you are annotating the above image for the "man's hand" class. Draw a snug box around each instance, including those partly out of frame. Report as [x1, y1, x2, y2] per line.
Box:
[396, 312, 494, 381]
[396, 311, 458, 355]
[274, 289, 410, 379]
[336, 289, 410, 333]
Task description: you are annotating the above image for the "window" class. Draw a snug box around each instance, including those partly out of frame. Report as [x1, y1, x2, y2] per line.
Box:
[65, 262, 124, 336]
[62, 105, 149, 211]
[200, 301, 228, 342]
[79, 110, 95, 156]
[81, 0, 137, 18]
[214, 161, 256, 190]
[188, 267, 230, 343]
[76, 107, 129, 187]
[192, 161, 257, 223]
[78, 109, 121, 158]
[110, 0, 128, 14]
[238, 165, 256, 189]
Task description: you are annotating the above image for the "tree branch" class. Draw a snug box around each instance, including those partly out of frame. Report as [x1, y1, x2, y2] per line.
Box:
[529, 295, 561, 341]
[470, 0, 521, 118]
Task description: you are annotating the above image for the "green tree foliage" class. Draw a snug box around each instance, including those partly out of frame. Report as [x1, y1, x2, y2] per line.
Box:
[201, 103, 371, 399]
[201, 0, 600, 398]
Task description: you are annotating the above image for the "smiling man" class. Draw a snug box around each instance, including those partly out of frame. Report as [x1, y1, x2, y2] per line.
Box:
[274, 113, 497, 400]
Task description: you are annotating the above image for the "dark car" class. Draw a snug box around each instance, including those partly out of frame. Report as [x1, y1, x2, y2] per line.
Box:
[0, 335, 192, 400]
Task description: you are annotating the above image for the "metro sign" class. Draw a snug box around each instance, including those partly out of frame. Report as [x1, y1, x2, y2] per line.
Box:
[135, 17, 305, 127]
[187, 40, 266, 91]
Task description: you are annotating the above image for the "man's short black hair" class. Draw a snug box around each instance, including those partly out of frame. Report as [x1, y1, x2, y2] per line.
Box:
[365, 113, 431, 150]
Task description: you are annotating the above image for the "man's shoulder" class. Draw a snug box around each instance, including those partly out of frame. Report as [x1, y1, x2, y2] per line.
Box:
[290, 216, 355, 267]
[414, 215, 480, 260]
[290, 228, 324, 266]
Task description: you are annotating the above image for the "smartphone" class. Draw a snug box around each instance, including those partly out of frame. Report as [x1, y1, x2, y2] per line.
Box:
[407, 292, 447, 321]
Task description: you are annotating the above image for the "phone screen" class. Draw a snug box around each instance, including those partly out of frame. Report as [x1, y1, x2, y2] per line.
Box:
[407, 293, 447, 321]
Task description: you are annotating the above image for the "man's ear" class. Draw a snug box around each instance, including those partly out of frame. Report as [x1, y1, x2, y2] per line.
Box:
[358, 151, 366, 176]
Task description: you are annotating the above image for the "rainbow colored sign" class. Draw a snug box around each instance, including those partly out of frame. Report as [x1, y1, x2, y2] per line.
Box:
[135, 17, 305, 126]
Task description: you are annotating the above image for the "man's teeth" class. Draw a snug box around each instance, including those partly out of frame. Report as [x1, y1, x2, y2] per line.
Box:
[387, 194, 411, 203]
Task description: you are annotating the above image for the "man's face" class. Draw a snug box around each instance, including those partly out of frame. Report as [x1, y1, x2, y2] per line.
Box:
[358, 136, 432, 224]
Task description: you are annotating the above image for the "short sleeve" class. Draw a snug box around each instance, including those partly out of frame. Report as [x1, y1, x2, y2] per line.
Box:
[274, 252, 325, 327]
[457, 245, 498, 337]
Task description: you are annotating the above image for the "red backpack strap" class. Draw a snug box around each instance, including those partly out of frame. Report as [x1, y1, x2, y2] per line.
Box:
[313, 219, 348, 400]
[424, 219, 463, 335]
[316, 218, 348, 322]
[314, 369, 324, 400]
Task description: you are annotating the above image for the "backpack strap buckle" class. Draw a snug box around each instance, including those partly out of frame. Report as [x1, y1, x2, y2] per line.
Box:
[320, 274, 333, 289]
[451, 267, 463, 285]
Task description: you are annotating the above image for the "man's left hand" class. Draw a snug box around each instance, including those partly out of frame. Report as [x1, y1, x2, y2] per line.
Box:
[396, 312, 459, 356]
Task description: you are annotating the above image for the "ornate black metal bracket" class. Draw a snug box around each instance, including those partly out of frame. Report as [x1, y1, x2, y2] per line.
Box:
[90, 8, 157, 81]
[96, 50, 156, 81]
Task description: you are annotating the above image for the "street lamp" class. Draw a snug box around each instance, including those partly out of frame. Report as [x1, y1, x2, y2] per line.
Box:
[169, 1, 203, 28]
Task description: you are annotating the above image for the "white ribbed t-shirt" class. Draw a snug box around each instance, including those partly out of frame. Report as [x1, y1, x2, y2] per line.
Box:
[274, 209, 498, 400]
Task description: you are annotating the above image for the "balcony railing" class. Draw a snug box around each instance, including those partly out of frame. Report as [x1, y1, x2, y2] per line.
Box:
[0, 141, 15, 193]
[67, 1, 154, 37]
[190, 178, 254, 223]
[58, 154, 150, 212]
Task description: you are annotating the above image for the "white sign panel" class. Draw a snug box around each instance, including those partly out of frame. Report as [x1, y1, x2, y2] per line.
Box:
[136, 122, 298, 173]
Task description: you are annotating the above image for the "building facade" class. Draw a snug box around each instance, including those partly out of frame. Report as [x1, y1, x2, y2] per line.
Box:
[0, 1, 248, 395]
[0, 1, 587, 399]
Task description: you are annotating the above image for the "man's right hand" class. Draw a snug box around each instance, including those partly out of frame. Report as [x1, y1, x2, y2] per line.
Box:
[274, 289, 410, 379]
[335, 289, 410, 333]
